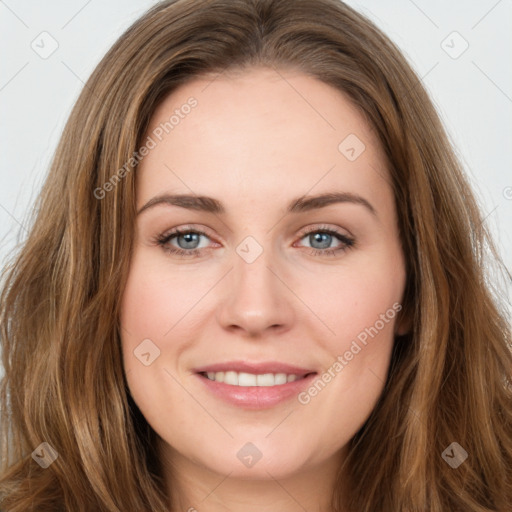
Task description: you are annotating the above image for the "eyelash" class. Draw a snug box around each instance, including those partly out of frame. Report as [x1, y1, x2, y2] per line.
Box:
[153, 224, 355, 259]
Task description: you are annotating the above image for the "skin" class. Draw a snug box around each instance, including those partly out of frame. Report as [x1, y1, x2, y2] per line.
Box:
[119, 66, 408, 512]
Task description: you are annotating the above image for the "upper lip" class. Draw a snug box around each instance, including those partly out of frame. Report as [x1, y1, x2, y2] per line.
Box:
[194, 361, 316, 376]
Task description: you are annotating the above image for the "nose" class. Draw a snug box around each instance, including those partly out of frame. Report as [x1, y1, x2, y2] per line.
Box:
[216, 241, 295, 338]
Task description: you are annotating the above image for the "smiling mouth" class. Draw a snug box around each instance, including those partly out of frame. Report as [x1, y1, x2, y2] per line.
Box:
[198, 371, 316, 387]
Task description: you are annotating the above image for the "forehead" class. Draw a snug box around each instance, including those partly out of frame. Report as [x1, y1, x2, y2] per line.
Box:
[136, 67, 391, 214]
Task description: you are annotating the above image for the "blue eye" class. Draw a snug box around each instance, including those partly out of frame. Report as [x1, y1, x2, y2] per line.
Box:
[298, 227, 355, 256]
[156, 228, 211, 258]
[155, 225, 355, 258]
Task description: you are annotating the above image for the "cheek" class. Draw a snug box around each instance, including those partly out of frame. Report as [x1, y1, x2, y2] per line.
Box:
[119, 251, 210, 344]
[317, 263, 404, 347]
[119, 250, 226, 411]
[118, 254, 207, 427]
[306, 254, 404, 400]
[292, 275, 400, 451]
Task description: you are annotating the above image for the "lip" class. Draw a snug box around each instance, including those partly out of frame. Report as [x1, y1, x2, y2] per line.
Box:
[193, 360, 317, 410]
[193, 360, 315, 376]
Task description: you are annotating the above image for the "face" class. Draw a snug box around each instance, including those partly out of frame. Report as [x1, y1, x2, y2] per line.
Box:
[119, 66, 407, 483]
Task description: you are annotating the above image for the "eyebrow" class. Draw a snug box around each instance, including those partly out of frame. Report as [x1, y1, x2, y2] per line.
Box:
[136, 191, 377, 217]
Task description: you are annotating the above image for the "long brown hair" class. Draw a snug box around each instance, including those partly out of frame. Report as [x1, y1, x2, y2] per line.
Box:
[1, 0, 511, 510]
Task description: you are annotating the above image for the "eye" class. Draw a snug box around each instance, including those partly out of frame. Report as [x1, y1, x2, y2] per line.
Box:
[154, 224, 355, 258]
[155, 226, 215, 258]
[295, 225, 355, 257]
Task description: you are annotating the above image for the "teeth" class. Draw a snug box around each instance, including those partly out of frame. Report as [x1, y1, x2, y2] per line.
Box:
[257, 373, 275, 386]
[238, 372, 257, 386]
[204, 371, 304, 386]
[274, 373, 287, 385]
[224, 371, 238, 385]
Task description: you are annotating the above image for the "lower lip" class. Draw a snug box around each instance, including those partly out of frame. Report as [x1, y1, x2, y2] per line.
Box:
[196, 373, 317, 409]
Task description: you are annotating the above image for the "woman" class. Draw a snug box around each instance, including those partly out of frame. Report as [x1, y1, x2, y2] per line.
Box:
[1, 0, 511, 510]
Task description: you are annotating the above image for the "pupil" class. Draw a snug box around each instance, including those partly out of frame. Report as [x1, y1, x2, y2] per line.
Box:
[311, 233, 331, 249]
[179, 233, 199, 249]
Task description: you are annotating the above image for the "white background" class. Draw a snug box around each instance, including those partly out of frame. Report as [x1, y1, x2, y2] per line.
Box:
[0, 0, 511, 381]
